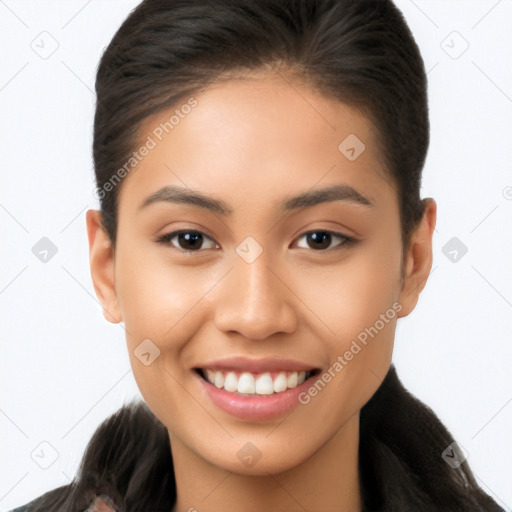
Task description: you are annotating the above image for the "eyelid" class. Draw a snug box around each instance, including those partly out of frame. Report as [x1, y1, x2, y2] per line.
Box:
[155, 229, 219, 251]
[292, 230, 357, 250]
[155, 228, 357, 253]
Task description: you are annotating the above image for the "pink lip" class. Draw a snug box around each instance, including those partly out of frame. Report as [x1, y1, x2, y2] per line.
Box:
[195, 356, 317, 374]
[195, 369, 316, 421]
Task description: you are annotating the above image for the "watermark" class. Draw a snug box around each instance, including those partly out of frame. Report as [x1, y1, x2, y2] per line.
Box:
[31, 31, 59, 60]
[338, 133, 366, 161]
[237, 441, 262, 468]
[32, 236, 58, 263]
[236, 236, 264, 264]
[93, 97, 198, 200]
[440, 31, 469, 60]
[298, 301, 402, 405]
[30, 440, 59, 469]
[442, 236, 468, 263]
[441, 441, 468, 469]
[133, 338, 161, 366]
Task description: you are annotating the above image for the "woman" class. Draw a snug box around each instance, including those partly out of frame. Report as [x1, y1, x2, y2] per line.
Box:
[9, 0, 505, 511]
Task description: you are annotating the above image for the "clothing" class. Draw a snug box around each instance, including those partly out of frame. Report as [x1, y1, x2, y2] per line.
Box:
[8, 490, 117, 512]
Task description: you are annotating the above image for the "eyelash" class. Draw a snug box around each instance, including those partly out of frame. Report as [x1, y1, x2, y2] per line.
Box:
[155, 229, 358, 253]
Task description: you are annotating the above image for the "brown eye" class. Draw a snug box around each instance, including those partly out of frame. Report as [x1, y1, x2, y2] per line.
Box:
[156, 229, 357, 253]
[156, 230, 218, 251]
[294, 230, 356, 251]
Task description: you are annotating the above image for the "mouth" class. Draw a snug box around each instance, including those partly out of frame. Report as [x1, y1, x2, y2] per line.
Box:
[192, 356, 323, 420]
[194, 367, 321, 396]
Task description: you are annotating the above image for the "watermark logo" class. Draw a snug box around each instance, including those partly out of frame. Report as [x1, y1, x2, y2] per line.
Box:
[236, 236, 263, 264]
[32, 237, 58, 263]
[237, 442, 262, 468]
[30, 31, 59, 60]
[442, 236, 468, 263]
[441, 31, 469, 60]
[134, 338, 161, 366]
[441, 441, 468, 469]
[31, 441, 59, 469]
[338, 134, 366, 161]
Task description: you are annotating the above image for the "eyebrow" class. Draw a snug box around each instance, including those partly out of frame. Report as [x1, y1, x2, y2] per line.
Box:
[138, 183, 374, 215]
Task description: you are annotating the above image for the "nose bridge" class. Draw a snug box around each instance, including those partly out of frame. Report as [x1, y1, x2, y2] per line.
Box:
[214, 244, 297, 340]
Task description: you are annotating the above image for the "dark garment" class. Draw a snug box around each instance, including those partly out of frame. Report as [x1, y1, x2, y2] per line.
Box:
[7, 485, 69, 512]
[8, 486, 117, 512]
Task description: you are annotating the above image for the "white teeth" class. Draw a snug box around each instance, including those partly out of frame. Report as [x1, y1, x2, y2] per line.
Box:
[237, 372, 255, 394]
[255, 372, 274, 395]
[202, 369, 312, 395]
[224, 372, 238, 392]
[287, 372, 298, 389]
[214, 371, 225, 389]
[273, 372, 287, 393]
[206, 369, 216, 383]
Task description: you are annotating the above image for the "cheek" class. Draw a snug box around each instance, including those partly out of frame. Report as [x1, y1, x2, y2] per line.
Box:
[294, 240, 402, 411]
[322, 236, 402, 402]
[115, 246, 213, 342]
[114, 249, 210, 422]
[299, 242, 401, 341]
[287, 251, 400, 426]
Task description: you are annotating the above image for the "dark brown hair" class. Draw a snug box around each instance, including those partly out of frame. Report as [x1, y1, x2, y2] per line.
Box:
[12, 1, 504, 511]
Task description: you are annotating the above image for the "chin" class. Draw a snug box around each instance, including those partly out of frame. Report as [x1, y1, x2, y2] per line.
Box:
[218, 452, 308, 477]
[198, 435, 319, 477]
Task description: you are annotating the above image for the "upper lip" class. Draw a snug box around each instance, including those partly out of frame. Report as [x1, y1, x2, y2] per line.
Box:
[195, 356, 319, 374]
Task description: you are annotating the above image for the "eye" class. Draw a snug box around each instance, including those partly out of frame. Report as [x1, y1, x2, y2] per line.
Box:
[293, 230, 357, 251]
[156, 230, 218, 252]
[156, 229, 357, 253]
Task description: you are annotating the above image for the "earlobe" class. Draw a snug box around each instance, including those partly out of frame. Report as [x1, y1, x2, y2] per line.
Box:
[397, 198, 437, 318]
[85, 209, 123, 324]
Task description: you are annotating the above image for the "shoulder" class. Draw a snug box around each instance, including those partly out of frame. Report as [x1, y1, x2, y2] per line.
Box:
[7, 484, 71, 512]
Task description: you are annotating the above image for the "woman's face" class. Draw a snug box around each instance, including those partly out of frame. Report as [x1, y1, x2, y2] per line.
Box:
[88, 72, 433, 475]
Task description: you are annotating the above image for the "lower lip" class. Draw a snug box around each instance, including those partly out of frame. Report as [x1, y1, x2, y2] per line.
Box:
[196, 371, 315, 421]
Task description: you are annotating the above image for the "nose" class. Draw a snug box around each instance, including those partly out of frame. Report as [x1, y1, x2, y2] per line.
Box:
[213, 250, 298, 341]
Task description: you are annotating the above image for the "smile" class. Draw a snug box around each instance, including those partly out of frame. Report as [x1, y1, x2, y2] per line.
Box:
[193, 357, 322, 420]
[198, 368, 315, 395]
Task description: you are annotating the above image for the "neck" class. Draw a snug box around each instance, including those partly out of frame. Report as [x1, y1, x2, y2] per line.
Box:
[170, 413, 362, 512]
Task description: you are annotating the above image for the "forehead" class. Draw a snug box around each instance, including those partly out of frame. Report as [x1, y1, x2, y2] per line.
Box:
[119, 73, 393, 214]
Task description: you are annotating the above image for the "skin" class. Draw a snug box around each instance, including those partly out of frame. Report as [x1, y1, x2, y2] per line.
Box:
[86, 71, 436, 512]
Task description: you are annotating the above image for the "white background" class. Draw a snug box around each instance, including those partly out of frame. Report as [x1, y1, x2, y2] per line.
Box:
[1, 0, 511, 510]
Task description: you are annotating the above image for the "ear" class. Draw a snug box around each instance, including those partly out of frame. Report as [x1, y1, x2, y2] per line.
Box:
[397, 198, 437, 318]
[85, 209, 122, 324]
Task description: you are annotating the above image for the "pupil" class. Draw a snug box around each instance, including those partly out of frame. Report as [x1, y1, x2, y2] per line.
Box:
[179, 232, 202, 250]
[308, 232, 330, 250]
